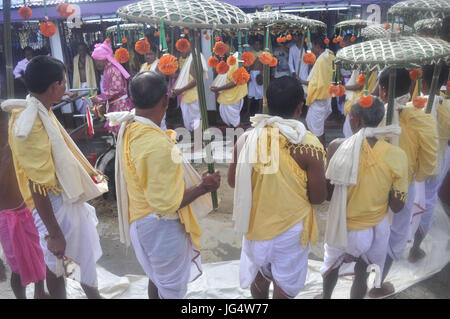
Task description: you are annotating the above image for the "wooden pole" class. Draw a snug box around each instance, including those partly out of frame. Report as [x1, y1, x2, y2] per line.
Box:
[386, 69, 397, 126]
[262, 26, 270, 114]
[297, 32, 306, 77]
[3, 0, 14, 98]
[425, 62, 442, 114]
[191, 29, 218, 210]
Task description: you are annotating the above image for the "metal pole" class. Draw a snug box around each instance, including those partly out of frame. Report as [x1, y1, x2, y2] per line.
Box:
[3, 0, 14, 98]
[425, 62, 442, 114]
[386, 69, 397, 126]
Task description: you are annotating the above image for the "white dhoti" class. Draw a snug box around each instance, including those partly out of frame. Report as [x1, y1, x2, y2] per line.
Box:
[321, 215, 390, 277]
[32, 193, 102, 287]
[343, 113, 353, 138]
[239, 220, 310, 298]
[388, 182, 416, 260]
[219, 99, 244, 128]
[305, 98, 332, 137]
[75, 82, 89, 114]
[130, 213, 202, 299]
[180, 101, 201, 132]
[248, 71, 263, 100]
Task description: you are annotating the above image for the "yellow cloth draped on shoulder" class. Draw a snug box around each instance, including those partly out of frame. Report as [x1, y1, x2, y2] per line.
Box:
[72, 54, 97, 90]
[306, 49, 335, 106]
[217, 63, 248, 105]
[344, 71, 378, 116]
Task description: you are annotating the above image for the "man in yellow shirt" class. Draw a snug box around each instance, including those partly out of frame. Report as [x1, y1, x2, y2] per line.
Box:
[211, 50, 249, 128]
[319, 97, 408, 299]
[304, 35, 335, 146]
[369, 68, 438, 298]
[228, 76, 327, 299]
[139, 47, 159, 73]
[408, 64, 450, 263]
[119, 71, 220, 299]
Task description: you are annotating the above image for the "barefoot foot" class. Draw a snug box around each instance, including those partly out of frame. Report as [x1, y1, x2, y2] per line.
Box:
[368, 282, 395, 298]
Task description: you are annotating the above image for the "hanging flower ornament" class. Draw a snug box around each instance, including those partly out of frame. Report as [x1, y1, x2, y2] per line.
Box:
[158, 54, 179, 75]
[409, 69, 423, 81]
[337, 35, 343, 42]
[357, 73, 367, 86]
[213, 41, 228, 57]
[259, 52, 273, 65]
[135, 37, 151, 55]
[216, 61, 229, 74]
[359, 95, 373, 108]
[56, 3, 75, 19]
[413, 97, 427, 109]
[19, 6, 32, 19]
[337, 84, 346, 97]
[232, 67, 250, 85]
[269, 57, 278, 67]
[176, 38, 190, 53]
[121, 38, 127, 44]
[350, 35, 356, 42]
[328, 84, 341, 98]
[40, 21, 57, 37]
[241, 51, 255, 67]
[303, 51, 316, 65]
[286, 34, 292, 41]
[384, 23, 391, 30]
[208, 56, 219, 68]
[332, 37, 339, 44]
[324, 38, 330, 45]
[205, 35, 210, 40]
[227, 55, 237, 66]
[114, 47, 129, 64]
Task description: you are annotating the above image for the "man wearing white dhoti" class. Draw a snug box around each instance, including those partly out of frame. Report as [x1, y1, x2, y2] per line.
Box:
[107, 71, 220, 299]
[3, 56, 108, 299]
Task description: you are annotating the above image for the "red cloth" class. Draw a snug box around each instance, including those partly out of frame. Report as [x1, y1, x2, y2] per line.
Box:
[0, 206, 46, 286]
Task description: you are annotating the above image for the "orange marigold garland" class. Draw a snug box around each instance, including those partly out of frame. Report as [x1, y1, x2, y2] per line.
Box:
[269, 57, 278, 67]
[56, 3, 75, 19]
[359, 95, 373, 108]
[324, 38, 330, 45]
[121, 38, 127, 44]
[302, 52, 316, 65]
[135, 38, 151, 55]
[286, 34, 292, 41]
[40, 21, 57, 37]
[332, 37, 338, 44]
[226, 55, 237, 66]
[409, 69, 422, 81]
[183, 29, 189, 35]
[276, 37, 283, 44]
[357, 74, 367, 86]
[337, 85, 346, 97]
[213, 41, 228, 57]
[176, 38, 190, 53]
[205, 35, 210, 40]
[339, 41, 345, 47]
[337, 35, 343, 42]
[259, 52, 273, 65]
[413, 97, 427, 109]
[216, 61, 229, 75]
[241, 52, 255, 67]
[328, 85, 341, 98]
[232, 67, 250, 85]
[350, 35, 356, 42]
[114, 48, 129, 64]
[208, 56, 219, 68]
[19, 6, 32, 19]
[158, 54, 179, 75]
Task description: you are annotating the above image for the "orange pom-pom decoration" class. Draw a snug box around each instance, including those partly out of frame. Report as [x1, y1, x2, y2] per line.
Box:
[337, 85, 346, 97]
[19, 6, 32, 19]
[213, 41, 228, 57]
[286, 34, 292, 41]
[350, 35, 356, 42]
[114, 48, 129, 64]
[280, 37, 286, 43]
[324, 38, 330, 45]
[205, 35, 210, 40]
[359, 95, 373, 108]
[216, 61, 229, 75]
[276, 37, 283, 44]
[154, 31, 160, 37]
[332, 37, 338, 44]
[302, 52, 316, 65]
[241, 52, 255, 67]
[337, 35, 343, 42]
[176, 38, 190, 53]
[183, 29, 189, 35]
[121, 38, 127, 44]
[158, 54, 179, 75]
[447, 81, 450, 93]
[135, 38, 151, 55]
[269, 57, 278, 67]
[357, 74, 367, 86]
[203, 31, 207, 35]
[259, 52, 273, 65]
[328, 85, 341, 98]
[384, 23, 391, 30]
[208, 56, 219, 68]
[232, 67, 250, 85]
[227, 55, 237, 66]
[56, 3, 75, 19]
[339, 41, 345, 47]
[409, 69, 422, 81]
[166, 36, 170, 41]
[413, 97, 427, 109]
[40, 21, 57, 37]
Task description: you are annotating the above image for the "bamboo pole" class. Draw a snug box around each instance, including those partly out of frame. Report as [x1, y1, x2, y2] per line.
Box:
[262, 26, 270, 114]
[425, 62, 442, 114]
[3, 0, 14, 98]
[386, 69, 397, 126]
[191, 29, 218, 210]
[297, 32, 306, 78]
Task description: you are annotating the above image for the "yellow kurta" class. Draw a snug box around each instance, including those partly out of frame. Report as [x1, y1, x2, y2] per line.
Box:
[399, 107, 438, 184]
[217, 63, 248, 105]
[245, 129, 323, 248]
[306, 50, 335, 106]
[346, 140, 409, 230]
[122, 122, 202, 248]
[181, 74, 198, 104]
[344, 71, 378, 116]
[139, 61, 157, 73]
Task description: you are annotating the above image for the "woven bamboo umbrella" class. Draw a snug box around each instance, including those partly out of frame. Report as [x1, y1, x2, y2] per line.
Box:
[106, 23, 145, 47]
[117, 0, 252, 210]
[388, 0, 450, 22]
[247, 10, 326, 113]
[335, 19, 374, 38]
[414, 18, 444, 36]
[336, 35, 450, 122]
[360, 23, 413, 40]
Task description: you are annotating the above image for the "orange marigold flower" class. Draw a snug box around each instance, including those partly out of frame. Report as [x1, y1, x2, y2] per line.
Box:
[337, 85, 346, 97]
[413, 97, 427, 109]
[216, 61, 229, 75]
[328, 85, 340, 98]
[56, 3, 75, 19]
[286, 34, 292, 41]
[241, 52, 255, 67]
[409, 69, 422, 81]
[166, 36, 170, 41]
[135, 38, 151, 55]
[332, 37, 338, 43]
[205, 35, 210, 40]
[324, 38, 330, 45]
[184, 29, 189, 35]
[154, 31, 160, 37]
[232, 67, 250, 85]
[269, 57, 278, 67]
[121, 38, 127, 44]
[114, 48, 129, 64]
[158, 54, 178, 75]
[40, 21, 56, 37]
[259, 52, 273, 65]
[337, 35, 343, 42]
[176, 38, 190, 53]
[227, 55, 237, 66]
[357, 74, 367, 86]
[350, 35, 356, 42]
[359, 95, 373, 108]
[339, 41, 345, 47]
[213, 41, 228, 57]
[384, 23, 391, 30]
[277, 37, 283, 44]
[208, 56, 219, 68]
[19, 6, 32, 19]
[302, 52, 316, 65]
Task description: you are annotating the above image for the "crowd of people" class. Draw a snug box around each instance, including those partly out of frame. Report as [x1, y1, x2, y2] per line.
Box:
[0, 29, 449, 300]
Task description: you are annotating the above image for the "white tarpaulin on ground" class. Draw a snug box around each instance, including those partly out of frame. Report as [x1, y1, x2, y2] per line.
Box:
[0, 200, 441, 299]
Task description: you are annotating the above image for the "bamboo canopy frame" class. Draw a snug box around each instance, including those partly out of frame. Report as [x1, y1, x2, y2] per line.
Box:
[246, 9, 326, 113]
[414, 18, 444, 36]
[360, 23, 413, 40]
[336, 35, 450, 122]
[117, 0, 253, 210]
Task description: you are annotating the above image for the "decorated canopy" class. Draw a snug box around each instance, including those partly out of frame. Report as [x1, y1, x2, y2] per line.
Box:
[117, 0, 252, 30]
[414, 18, 444, 35]
[335, 19, 373, 30]
[106, 23, 143, 34]
[388, 0, 450, 20]
[247, 10, 326, 32]
[360, 23, 413, 40]
[335, 35, 450, 71]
